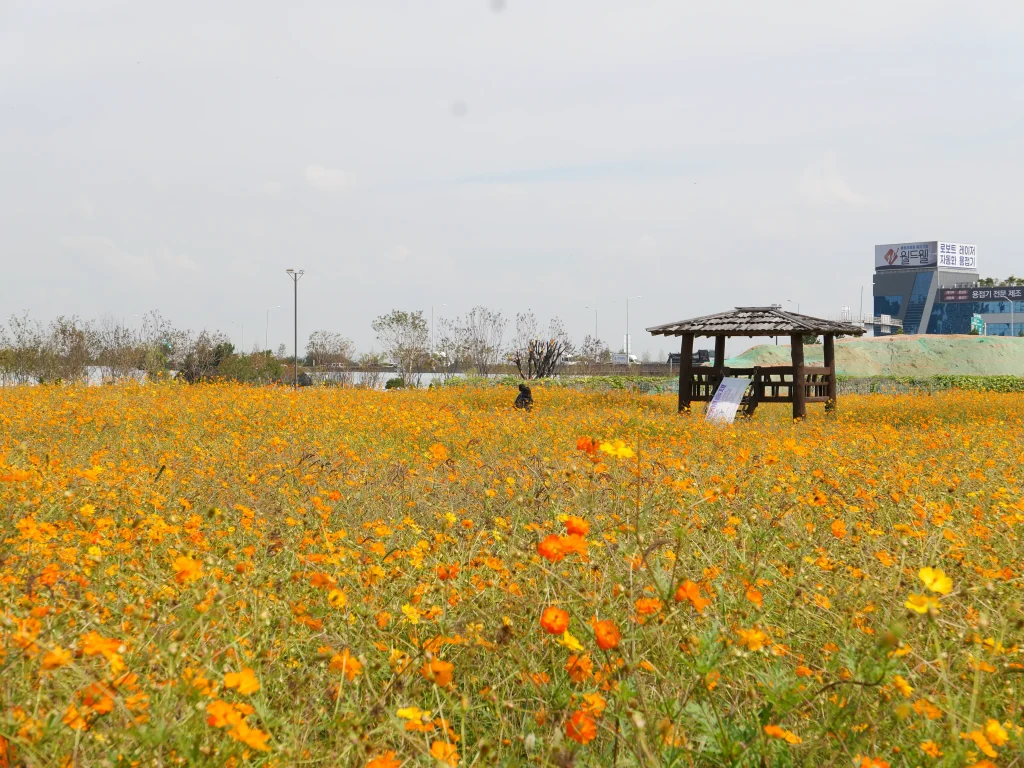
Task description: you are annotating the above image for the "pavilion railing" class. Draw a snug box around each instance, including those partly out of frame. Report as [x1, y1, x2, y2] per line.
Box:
[685, 366, 832, 404]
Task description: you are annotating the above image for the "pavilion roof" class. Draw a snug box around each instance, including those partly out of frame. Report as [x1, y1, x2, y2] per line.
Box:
[647, 306, 866, 337]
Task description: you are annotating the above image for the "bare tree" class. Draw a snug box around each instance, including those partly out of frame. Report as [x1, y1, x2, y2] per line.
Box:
[306, 331, 355, 368]
[95, 315, 144, 383]
[372, 310, 429, 386]
[0, 312, 47, 384]
[435, 318, 467, 382]
[508, 312, 574, 379]
[461, 306, 507, 374]
[578, 334, 611, 374]
[44, 316, 97, 383]
[356, 351, 387, 389]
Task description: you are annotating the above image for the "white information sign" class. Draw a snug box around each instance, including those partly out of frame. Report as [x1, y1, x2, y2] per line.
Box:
[705, 377, 749, 425]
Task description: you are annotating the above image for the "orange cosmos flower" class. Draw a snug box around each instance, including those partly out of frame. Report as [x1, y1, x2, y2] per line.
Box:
[565, 654, 594, 682]
[564, 516, 590, 536]
[592, 619, 621, 650]
[674, 580, 711, 612]
[421, 658, 454, 687]
[635, 597, 663, 617]
[223, 668, 260, 695]
[565, 710, 598, 744]
[429, 740, 459, 766]
[41, 646, 73, 671]
[540, 606, 570, 635]
[763, 724, 802, 744]
[537, 535, 565, 563]
[172, 555, 202, 584]
[330, 650, 363, 681]
[366, 752, 401, 768]
[436, 563, 460, 581]
[559, 534, 588, 557]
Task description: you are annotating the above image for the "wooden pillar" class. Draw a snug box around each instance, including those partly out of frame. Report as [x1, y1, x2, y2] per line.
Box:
[713, 336, 726, 374]
[823, 333, 837, 412]
[678, 334, 693, 413]
[790, 334, 806, 420]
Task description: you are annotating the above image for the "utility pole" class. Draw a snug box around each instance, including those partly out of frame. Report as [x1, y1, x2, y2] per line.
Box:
[285, 269, 305, 389]
[585, 306, 598, 341]
[626, 295, 641, 362]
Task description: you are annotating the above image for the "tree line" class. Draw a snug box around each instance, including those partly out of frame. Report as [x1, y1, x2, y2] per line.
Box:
[0, 306, 625, 386]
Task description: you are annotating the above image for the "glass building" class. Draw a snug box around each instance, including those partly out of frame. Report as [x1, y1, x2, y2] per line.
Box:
[872, 241, 1022, 336]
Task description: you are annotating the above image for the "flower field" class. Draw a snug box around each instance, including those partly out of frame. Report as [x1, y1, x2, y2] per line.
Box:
[2, 384, 1023, 767]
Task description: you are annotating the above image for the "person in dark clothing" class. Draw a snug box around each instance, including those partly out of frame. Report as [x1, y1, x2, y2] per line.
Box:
[514, 383, 533, 411]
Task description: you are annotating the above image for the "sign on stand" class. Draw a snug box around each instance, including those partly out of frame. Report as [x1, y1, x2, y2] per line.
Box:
[705, 377, 749, 424]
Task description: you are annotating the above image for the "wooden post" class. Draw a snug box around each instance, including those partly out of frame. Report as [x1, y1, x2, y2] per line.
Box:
[790, 333, 806, 420]
[713, 336, 726, 374]
[823, 333, 837, 412]
[678, 334, 693, 413]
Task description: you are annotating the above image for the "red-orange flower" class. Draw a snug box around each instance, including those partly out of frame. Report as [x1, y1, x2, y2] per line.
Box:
[565, 710, 598, 744]
[592, 619, 621, 650]
[565, 654, 594, 682]
[537, 535, 565, 563]
[635, 597, 663, 617]
[421, 658, 454, 687]
[436, 563, 460, 581]
[575, 436, 598, 455]
[564, 516, 590, 536]
[540, 606, 570, 635]
[674, 580, 711, 612]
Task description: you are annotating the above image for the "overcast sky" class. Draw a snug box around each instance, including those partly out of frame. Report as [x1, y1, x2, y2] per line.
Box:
[2, 0, 1023, 358]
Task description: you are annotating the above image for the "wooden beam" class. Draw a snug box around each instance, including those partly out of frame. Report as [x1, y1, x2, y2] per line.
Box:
[713, 336, 726, 373]
[790, 334, 806, 420]
[678, 334, 694, 413]
[823, 334, 837, 412]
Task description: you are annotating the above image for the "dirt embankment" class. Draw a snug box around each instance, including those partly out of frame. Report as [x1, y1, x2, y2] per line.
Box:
[726, 334, 1024, 377]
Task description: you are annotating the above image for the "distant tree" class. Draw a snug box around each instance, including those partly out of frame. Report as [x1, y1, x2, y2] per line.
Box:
[802, 334, 821, 345]
[578, 335, 611, 373]
[0, 312, 47, 384]
[95, 315, 144, 383]
[372, 310, 430, 386]
[306, 331, 355, 368]
[357, 352, 387, 389]
[434, 318, 467, 382]
[508, 312, 574, 379]
[276, 343, 288, 359]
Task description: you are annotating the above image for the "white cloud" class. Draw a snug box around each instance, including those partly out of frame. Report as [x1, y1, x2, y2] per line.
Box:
[800, 152, 872, 207]
[637, 234, 658, 251]
[387, 245, 411, 262]
[158, 247, 202, 273]
[304, 165, 352, 191]
[59, 235, 157, 279]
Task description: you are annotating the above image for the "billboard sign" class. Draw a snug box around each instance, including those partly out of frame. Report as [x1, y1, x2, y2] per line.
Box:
[940, 286, 1023, 303]
[875, 242, 978, 271]
[611, 353, 629, 365]
[971, 314, 986, 334]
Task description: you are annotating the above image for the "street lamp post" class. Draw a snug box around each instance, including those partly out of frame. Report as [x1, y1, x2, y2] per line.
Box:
[265, 305, 281, 351]
[626, 295, 641, 362]
[431, 303, 446, 356]
[787, 299, 800, 314]
[585, 306, 598, 341]
[285, 269, 305, 389]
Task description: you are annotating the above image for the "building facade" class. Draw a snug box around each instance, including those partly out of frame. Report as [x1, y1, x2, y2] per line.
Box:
[873, 241, 1023, 336]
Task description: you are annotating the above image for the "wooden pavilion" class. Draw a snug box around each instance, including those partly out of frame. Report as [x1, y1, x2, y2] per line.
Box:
[647, 307, 865, 419]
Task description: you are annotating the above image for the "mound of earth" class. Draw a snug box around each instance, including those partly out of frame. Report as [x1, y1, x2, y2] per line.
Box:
[726, 334, 1024, 377]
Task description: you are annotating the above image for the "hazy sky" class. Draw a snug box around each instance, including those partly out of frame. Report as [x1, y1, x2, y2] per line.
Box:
[2, 1, 1023, 357]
